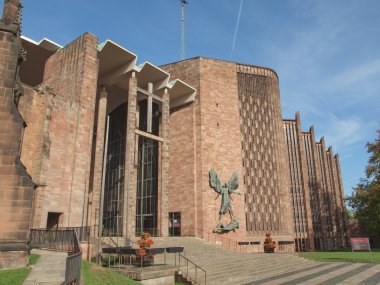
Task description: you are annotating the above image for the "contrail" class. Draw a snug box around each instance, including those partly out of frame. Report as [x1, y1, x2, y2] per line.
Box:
[230, 0, 244, 60]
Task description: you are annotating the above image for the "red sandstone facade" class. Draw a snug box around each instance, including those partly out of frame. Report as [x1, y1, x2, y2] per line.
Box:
[0, 2, 350, 268]
[283, 114, 349, 250]
[162, 58, 294, 243]
[0, 0, 35, 268]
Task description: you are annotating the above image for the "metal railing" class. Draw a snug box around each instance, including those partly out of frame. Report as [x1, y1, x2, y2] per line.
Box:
[30, 226, 90, 243]
[64, 232, 82, 285]
[185, 227, 298, 254]
[184, 227, 239, 252]
[29, 228, 82, 285]
[207, 232, 239, 251]
[178, 253, 206, 285]
[101, 246, 185, 275]
[66, 227, 90, 242]
[30, 229, 77, 252]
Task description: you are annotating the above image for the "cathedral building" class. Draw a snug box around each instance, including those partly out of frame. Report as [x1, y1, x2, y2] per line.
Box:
[0, 1, 348, 268]
[283, 113, 349, 251]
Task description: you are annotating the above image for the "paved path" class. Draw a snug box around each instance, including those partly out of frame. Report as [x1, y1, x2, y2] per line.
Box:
[23, 249, 67, 285]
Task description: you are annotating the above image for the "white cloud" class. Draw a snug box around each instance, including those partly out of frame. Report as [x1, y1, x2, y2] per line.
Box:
[322, 114, 370, 151]
[324, 59, 380, 92]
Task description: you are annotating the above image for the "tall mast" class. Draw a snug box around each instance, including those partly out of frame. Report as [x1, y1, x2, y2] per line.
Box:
[180, 0, 188, 60]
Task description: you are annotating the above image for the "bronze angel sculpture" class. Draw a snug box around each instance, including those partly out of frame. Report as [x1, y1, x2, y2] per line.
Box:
[209, 168, 241, 233]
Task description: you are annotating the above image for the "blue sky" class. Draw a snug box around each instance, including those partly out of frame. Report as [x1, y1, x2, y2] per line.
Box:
[22, 0, 380, 197]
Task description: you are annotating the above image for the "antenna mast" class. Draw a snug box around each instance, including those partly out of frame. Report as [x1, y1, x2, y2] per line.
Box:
[180, 0, 188, 60]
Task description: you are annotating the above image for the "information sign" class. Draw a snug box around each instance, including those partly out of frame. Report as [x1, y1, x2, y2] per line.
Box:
[351, 238, 370, 251]
[351, 237, 373, 263]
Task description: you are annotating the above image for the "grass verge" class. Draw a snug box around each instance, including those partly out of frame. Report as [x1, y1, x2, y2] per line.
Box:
[0, 253, 40, 285]
[82, 260, 142, 285]
[300, 249, 380, 264]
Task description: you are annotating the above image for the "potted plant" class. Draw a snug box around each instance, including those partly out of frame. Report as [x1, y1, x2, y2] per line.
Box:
[136, 232, 154, 266]
[264, 233, 276, 253]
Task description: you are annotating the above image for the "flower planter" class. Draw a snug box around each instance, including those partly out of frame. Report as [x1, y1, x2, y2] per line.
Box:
[263, 233, 276, 253]
[264, 248, 275, 253]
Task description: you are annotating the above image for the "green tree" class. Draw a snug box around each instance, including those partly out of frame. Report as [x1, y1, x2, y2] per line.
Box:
[346, 208, 355, 220]
[347, 129, 380, 242]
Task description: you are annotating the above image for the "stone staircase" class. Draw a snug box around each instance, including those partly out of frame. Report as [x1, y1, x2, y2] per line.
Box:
[145, 237, 380, 285]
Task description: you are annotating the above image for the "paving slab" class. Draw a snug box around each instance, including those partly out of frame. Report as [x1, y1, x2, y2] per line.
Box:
[338, 264, 380, 285]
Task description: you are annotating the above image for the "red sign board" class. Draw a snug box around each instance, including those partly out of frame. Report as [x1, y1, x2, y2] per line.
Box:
[351, 238, 370, 251]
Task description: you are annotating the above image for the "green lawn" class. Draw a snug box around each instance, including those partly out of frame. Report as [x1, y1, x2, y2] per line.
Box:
[82, 260, 142, 285]
[0, 253, 40, 285]
[300, 249, 380, 264]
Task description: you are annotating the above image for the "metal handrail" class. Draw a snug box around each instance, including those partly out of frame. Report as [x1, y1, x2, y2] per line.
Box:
[31, 226, 90, 242]
[64, 231, 82, 285]
[210, 232, 239, 251]
[30, 229, 76, 252]
[186, 227, 239, 252]
[179, 253, 206, 285]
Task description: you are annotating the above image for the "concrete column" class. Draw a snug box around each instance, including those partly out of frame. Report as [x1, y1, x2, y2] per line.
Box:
[90, 86, 108, 237]
[160, 88, 170, 237]
[147, 83, 153, 133]
[123, 73, 137, 237]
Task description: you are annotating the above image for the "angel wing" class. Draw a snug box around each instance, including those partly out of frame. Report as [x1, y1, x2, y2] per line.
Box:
[227, 172, 239, 193]
[209, 168, 222, 193]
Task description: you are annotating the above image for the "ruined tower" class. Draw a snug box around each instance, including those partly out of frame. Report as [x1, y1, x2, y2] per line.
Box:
[0, 0, 36, 269]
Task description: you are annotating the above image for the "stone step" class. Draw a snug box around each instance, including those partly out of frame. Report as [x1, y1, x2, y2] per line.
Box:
[230, 262, 349, 285]
[283, 262, 364, 285]
[237, 262, 330, 285]
[337, 263, 380, 285]
[204, 257, 312, 275]
[108, 237, 377, 285]
[205, 259, 316, 284]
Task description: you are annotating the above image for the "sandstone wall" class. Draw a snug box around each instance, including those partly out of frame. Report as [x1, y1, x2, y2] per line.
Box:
[0, 0, 35, 269]
[30, 33, 98, 228]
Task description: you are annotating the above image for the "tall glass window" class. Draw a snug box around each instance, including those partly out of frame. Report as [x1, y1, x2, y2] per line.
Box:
[136, 99, 160, 236]
[102, 103, 126, 236]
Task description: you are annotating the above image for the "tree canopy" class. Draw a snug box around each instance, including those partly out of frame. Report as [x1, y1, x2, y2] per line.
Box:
[347, 129, 380, 242]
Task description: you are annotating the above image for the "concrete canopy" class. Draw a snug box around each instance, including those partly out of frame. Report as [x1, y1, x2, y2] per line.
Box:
[20, 36, 62, 87]
[97, 39, 196, 109]
[19, 36, 196, 110]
